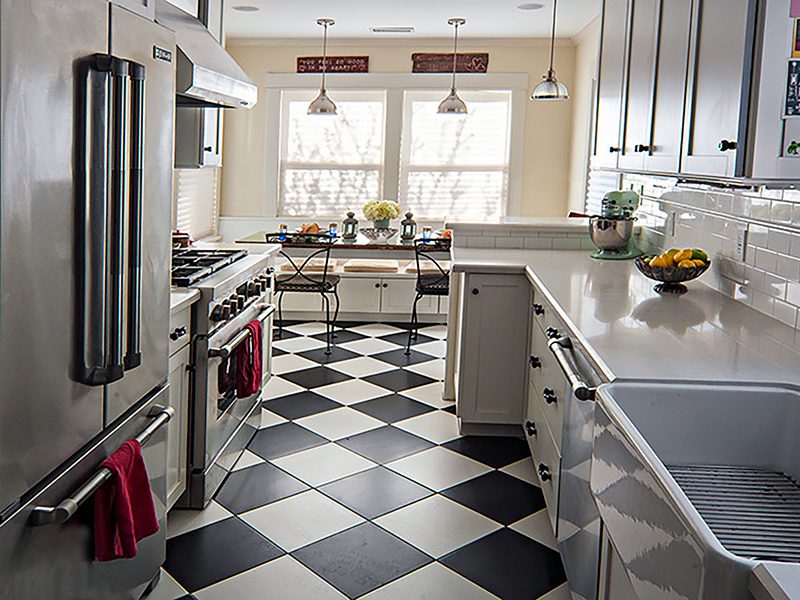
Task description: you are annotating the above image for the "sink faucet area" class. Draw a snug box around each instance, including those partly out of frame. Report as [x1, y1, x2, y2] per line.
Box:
[592, 380, 800, 600]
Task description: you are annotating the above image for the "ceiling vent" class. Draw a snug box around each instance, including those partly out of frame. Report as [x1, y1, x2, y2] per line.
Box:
[369, 26, 415, 34]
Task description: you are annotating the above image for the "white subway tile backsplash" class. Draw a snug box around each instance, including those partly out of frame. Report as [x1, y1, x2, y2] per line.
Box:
[495, 237, 523, 249]
[552, 238, 583, 250]
[776, 254, 800, 281]
[767, 229, 793, 254]
[748, 224, 769, 248]
[466, 236, 495, 249]
[787, 282, 800, 307]
[771, 201, 794, 224]
[523, 237, 553, 250]
[755, 248, 778, 272]
[751, 198, 771, 220]
[772, 299, 798, 327]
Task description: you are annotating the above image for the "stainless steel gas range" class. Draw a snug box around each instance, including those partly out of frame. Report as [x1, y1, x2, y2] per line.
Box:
[171, 248, 275, 509]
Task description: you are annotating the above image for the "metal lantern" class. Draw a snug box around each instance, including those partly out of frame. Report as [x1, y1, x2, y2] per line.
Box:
[401, 212, 417, 242]
[342, 211, 358, 241]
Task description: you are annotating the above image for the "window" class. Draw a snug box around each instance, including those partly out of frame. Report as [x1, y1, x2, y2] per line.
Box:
[174, 168, 219, 239]
[399, 91, 513, 219]
[279, 90, 386, 217]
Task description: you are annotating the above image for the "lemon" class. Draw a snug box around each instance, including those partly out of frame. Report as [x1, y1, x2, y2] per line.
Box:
[678, 259, 695, 269]
[692, 259, 705, 267]
[674, 249, 694, 263]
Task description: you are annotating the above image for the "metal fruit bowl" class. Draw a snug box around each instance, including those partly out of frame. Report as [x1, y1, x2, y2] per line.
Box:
[635, 256, 711, 294]
[360, 227, 398, 243]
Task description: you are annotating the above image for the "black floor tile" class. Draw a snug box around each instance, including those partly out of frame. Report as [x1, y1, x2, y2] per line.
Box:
[351, 394, 434, 423]
[214, 462, 309, 514]
[441, 471, 546, 525]
[379, 331, 437, 348]
[442, 404, 456, 414]
[372, 348, 440, 367]
[280, 366, 351, 389]
[164, 518, 283, 592]
[338, 426, 435, 464]
[311, 329, 368, 344]
[248, 422, 327, 460]
[319, 466, 432, 519]
[440, 528, 566, 600]
[273, 328, 300, 341]
[364, 369, 436, 393]
[298, 346, 361, 365]
[272, 347, 288, 357]
[441, 436, 531, 469]
[263, 391, 341, 420]
[293, 522, 432, 598]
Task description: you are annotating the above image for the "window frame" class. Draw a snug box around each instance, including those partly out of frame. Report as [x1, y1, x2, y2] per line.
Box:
[263, 72, 528, 218]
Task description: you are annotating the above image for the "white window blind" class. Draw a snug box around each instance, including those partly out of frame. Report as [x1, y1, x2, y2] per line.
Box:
[279, 90, 386, 217]
[173, 167, 219, 240]
[399, 90, 512, 220]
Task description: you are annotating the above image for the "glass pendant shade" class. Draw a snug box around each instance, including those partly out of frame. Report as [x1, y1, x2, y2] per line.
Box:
[308, 18, 337, 115]
[531, 69, 569, 101]
[438, 18, 467, 115]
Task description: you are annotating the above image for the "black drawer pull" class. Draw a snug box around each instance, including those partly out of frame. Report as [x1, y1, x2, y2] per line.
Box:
[472, 288, 479, 295]
[538, 463, 552, 482]
[529, 355, 541, 369]
[525, 420, 537, 437]
[718, 139, 738, 152]
[609, 146, 621, 153]
[634, 144, 650, 153]
[170, 326, 187, 341]
[543, 388, 558, 404]
[545, 327, 560, 339]
[532, 303, 545, 316]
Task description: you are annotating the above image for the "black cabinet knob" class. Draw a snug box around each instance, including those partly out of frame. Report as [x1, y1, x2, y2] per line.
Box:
[375, 282, 381, 288]
[170, 326, 187, 341]
[525, 420, 537, 437]
[634, 144, 650, 153]
[529, 355, 542, 369]
[609, 146, 621, 153]
[383, 283, 388, 288]
[545, 327, 560, 339]
[532, 303, 545, 316]
[472, 288, 480, 295]
[543, 388, 558, 404]
[204, 145, 213, 152]
[538, 463, 552, 482]
[718, 139, 738, 152]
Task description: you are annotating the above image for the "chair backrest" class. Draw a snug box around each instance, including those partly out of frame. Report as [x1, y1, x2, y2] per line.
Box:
[274, 233, 336, 286]
[414, 239, 450, 288]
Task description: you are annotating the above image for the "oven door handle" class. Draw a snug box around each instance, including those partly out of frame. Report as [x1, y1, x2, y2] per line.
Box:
[208, 304, 274, 359]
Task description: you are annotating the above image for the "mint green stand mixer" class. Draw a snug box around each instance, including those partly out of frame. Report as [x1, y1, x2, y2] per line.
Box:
[588, 190, 644, 260]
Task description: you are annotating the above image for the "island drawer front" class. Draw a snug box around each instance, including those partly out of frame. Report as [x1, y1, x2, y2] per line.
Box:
[169, 306, 192, 357]
[524, 387, 562, 536]
[529, 322, 565, 448]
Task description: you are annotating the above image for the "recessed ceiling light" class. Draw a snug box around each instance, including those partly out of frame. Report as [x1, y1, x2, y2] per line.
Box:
[517, 2, 545, 9]
[232, 5, 260, 12]
[369, 26, 416, 34]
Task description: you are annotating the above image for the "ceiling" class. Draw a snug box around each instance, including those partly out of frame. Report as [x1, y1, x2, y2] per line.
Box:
[224, 0, 601, 41]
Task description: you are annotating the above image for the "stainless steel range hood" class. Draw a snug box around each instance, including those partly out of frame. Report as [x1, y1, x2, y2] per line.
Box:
[155, 0, 257, 109]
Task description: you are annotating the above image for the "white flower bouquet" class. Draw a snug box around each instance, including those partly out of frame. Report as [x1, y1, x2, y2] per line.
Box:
[362, 200, 401, 226]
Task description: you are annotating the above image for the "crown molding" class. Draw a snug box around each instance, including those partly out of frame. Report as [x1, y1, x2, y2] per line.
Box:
[226, 36, 576, 48]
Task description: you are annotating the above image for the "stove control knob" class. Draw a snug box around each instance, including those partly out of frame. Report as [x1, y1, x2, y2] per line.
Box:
[247, 282, 258, 297]
[210, 305, 225, 321]
[224, 299, 237, 317]
[253, 282, 263, 296]
[236, 294, 246, 310]
[219, 303, 231, 320]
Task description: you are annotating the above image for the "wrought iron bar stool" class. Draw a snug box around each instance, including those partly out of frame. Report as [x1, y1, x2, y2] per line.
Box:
[406, 239, 449, 354]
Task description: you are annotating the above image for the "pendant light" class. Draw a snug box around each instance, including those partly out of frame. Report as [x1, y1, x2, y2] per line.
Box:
[438, 18, 468, 115]
[531, 0, 569, 101]
[308, 18, 337, 115]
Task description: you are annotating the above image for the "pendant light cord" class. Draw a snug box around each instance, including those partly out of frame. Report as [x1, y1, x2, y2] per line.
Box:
[321, 22, 329, 91]
[451, 21, 459, 91]
[548, 0, 557, 74]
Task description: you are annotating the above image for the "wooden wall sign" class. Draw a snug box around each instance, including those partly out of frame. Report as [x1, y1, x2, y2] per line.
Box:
[297, 56, 369, 73]
[412, 52, 489, 74]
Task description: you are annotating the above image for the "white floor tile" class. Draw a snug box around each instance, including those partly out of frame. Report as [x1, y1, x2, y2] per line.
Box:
[273, 336, 326, 353]
[166, 501, 232, 539]
[509, 509, 558, 551]
[350, 323, 405, 337]
[146, 569, 187, 600]
[262, 376, 306, 399]
[232, 449, 265, 472]
[413, 339, 447, 358]
[259, 407, 289, 429]
[500, 458, 539, 487]
[399, 382, 451, 409]
[272, 353, 318, 375]
[537, 582, 572, 600]
[339, 337, 401, 356]
[404, 359, 445, 381]
[417, 325, 449, 340]
[314, 378, 389, 405]
[195, 555, 346, 600]
[327, 356, 395, 378]
[394, 410, 460, 444]
[241, 489, 364, 552]
[284, 322, 330, 335]
[375, 495, 501, 558]
[385, 447, 491, 491]
[362, 563, 499, 600]
[296, 407, 384, 440]
[272, 443, 376, 487]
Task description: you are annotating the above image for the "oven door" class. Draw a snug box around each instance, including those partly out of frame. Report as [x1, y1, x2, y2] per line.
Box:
[204, 301, 274, 467]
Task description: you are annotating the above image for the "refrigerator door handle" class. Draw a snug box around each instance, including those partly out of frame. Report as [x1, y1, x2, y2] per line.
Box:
[124, 61, 146, 371]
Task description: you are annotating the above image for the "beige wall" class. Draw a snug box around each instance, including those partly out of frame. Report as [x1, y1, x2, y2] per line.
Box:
[221, 39, 578, 219]
[567, 18, 600, 213]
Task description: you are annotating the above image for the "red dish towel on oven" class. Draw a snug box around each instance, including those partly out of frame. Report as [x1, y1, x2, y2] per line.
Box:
[236, 319, 263, 398]
[94, 440, 159, 561]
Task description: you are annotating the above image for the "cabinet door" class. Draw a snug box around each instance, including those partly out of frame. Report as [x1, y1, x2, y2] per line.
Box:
[593, 0, 630, 168]
[202, 108, 222, 167]
[337, 278, 383, 313]
[643, 0, 693, 173]
[681, 0, 756, 177]
[167, 345, 190, 511]
[598, 529, 639, 600]
[381, 279, 436, 315]
[618, 0, 659, 171]
[457, 274, 529, 425]
[111, 0, 155, 20]
[277, 289, 323, 312]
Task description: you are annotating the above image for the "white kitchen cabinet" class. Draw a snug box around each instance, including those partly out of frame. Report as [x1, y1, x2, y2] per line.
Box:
[336, 278, 383, 313]
[111, 0, 155, 19]
[592, 0, 630, 168]
[175, 106, 222, 169]
[681, 0, 754, 178]
[457, 273, 529, 429]
[278, 289, 324, 312]
[166, 344, 190, 511]
[381, 278, 437, 315]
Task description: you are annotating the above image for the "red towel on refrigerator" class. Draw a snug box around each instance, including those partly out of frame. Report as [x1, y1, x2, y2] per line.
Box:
[236, 319, 263, 398]
[94, 440, 159, 561]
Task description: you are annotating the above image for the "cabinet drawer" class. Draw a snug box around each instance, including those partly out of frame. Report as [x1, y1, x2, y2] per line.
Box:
[169, 306, 191, 356]
[524, 388, 561, 535]
[529, 324, 565, 449]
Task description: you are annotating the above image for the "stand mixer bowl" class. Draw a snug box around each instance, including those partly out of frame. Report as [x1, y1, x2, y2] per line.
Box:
[589, 216, 634, 251]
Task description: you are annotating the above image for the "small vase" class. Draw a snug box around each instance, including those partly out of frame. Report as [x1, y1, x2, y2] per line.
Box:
[372, 219, 390, 229]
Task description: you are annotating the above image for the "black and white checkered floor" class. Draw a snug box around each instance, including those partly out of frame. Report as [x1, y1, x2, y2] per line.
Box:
[151, 322, 569, 600]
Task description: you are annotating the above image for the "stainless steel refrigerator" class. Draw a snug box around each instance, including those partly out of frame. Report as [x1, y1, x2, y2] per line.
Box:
[0, 1, 175, 598]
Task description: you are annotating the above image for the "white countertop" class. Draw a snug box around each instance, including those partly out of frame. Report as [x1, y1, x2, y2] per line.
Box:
[445, 216, 589, 233]
[170, 288, 200, 314]
[452, 247, 800, 385]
